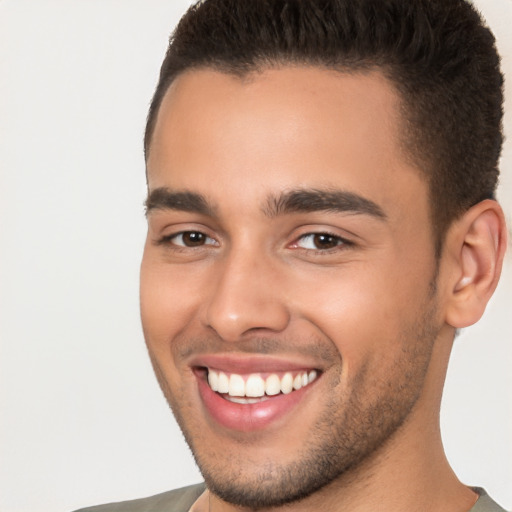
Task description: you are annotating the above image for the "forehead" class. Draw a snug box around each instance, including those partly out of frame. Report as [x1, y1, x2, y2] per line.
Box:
[146, 66, 428, 222]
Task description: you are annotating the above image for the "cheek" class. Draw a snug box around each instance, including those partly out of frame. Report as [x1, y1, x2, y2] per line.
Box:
[140, 248, 222, 358]
[140, 258, 203, 397]
[288, 260, 427, 365]
[140, 255, 199, 351]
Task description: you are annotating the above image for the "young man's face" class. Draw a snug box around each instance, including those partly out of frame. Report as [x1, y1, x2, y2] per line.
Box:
[141, 67, 449, 508]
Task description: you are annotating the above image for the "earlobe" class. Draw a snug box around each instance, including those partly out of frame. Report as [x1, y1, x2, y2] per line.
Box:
[444, 200, 507, 329]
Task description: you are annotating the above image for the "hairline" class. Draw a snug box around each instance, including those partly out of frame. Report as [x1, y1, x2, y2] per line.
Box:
[144, 61, 453, 256]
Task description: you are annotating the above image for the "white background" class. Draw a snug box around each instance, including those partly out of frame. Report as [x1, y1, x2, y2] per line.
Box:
[0, 1, 510, 511]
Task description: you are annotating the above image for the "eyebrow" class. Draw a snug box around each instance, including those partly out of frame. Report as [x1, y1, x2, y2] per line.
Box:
[145, 188, 216, 216]
[263, 188, 387, 220]
[145, 186, 387, 221]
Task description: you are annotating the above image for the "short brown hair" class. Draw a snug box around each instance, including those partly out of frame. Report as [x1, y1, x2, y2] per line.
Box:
[145, 0, 504, 251]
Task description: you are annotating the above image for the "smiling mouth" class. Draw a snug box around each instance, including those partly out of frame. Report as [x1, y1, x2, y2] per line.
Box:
[205, 368, 319, 404]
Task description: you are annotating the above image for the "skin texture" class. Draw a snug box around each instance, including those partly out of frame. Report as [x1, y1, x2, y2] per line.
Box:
[141, 67, 506, 512]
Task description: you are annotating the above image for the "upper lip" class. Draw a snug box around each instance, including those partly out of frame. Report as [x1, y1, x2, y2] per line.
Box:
[188, 353, 322, 374]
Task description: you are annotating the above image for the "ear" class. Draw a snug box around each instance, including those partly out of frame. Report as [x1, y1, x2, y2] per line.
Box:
[443, 199, 508, 329]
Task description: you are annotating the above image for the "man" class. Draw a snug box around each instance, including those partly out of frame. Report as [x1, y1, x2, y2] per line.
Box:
[78, 0, 508, 510]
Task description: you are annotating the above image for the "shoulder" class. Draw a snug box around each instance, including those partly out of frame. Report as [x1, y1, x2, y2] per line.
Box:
[73, 483, 206, 512]
[471, 488, 509, 512]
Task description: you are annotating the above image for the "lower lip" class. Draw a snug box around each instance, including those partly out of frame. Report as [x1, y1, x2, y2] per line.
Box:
[195, 370, 316, 432]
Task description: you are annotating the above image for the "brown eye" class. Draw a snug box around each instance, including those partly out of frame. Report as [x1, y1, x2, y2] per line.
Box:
[295, 233, 346, 250]
[181, 232, 206, 246]
[169, 231, 216, 247]
[312, 234, 340, 249]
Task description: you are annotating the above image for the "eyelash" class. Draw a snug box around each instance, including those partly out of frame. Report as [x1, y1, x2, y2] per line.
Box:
[292, 232, 353, 253]
[157, 231, 218, 248]
[157, 230, 353, 253]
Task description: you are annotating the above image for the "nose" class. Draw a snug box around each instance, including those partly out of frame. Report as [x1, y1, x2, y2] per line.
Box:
[202, 249, 290, 342]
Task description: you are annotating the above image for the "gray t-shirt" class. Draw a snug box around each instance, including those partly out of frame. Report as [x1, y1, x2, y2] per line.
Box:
[74, 484, 508, 512]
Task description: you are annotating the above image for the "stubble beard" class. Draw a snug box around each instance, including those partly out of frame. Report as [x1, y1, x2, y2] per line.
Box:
[149, 296, 440, 510]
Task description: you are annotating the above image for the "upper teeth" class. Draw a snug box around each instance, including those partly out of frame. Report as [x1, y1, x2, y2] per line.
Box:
[207, 369, 318, 398]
